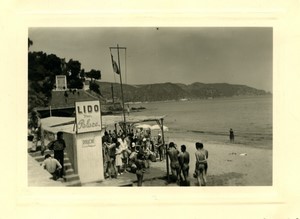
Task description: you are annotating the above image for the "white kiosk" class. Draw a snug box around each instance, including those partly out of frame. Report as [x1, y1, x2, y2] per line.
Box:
[74, 100, 103, 183]
[41, 100, 104, 184]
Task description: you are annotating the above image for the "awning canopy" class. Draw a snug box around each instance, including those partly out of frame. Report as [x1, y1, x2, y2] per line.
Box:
[102, 115, 166, 126]
[41, 115, 167, 133]
[41, 117, 75, 134]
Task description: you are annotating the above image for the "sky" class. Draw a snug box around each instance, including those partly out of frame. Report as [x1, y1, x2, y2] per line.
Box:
[29, 27, 272, 92]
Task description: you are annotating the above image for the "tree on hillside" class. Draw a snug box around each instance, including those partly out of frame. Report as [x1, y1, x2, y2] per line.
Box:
[28, 43, 101, 110]
[28, 51, 60, 109]
[86, 69, 101, 81]
[80, 69, 85, 80]
[89, 81, 101, 95]
[66, 59, 83, 89]
[66, 59, 81, 78]
[45, 54, 62, 75]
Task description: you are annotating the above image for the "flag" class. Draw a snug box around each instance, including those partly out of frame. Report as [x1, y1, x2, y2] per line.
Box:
[111, 54, 120, 74]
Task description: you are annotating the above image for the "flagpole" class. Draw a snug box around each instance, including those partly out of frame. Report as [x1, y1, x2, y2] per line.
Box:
[116, 44, 127, 134]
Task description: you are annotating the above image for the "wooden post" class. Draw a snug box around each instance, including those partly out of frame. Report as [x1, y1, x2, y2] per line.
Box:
[160, 118, 169, 182]
[116, 44, 127, 136]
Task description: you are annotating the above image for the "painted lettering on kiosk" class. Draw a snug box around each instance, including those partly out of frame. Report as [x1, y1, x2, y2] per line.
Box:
[82, 137, 96, 147]
[77, 104, 99, 114]
[75, 101, 102, 133]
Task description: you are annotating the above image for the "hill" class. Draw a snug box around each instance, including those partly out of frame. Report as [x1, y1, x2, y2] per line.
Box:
[96, 81, 270, 102]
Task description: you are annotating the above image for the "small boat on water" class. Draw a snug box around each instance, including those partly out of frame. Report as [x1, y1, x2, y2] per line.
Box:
[131, 106, 146, 111]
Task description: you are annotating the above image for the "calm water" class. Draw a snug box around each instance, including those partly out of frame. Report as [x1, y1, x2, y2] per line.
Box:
[130, 96, 272, 149]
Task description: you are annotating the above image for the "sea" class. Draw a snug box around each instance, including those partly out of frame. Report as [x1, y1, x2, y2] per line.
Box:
[129, 96, 272, 150]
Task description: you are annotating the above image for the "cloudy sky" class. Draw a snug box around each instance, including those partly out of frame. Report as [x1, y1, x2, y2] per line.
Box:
[29, 27, 272, 92]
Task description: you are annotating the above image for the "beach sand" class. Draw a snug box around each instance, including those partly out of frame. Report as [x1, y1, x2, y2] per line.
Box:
[164, 136, 272, 186]
[145, 134, 272, 186]
[27, 133, 272, 187]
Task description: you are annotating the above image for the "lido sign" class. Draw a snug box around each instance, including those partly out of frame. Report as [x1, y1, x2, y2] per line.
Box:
[75, 100, 102, 133]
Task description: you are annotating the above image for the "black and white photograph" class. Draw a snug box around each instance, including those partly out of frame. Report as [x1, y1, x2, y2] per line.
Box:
[3, 0, 300, 217]
[27, 27, 272, 187]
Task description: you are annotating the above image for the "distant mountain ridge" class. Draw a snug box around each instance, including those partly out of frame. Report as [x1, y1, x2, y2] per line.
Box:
[96, 81, 271, 102]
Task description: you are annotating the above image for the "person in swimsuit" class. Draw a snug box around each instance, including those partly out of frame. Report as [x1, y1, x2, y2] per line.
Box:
[179, 145, 190, 184]
[194, 142, 208, 186]
[167, 142, 181, 183]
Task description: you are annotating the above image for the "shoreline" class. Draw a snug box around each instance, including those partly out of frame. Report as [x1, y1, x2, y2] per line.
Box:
[126, 94, 272, 105]
[164, 130, 272, 150]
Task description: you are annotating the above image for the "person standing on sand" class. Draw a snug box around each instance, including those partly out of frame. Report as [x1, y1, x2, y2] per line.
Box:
[115, 142, 124, 175]
[28, 110, 41, 152]
[194, 142, 208, 186]
[179, 145, 190, 183]
[108, 138, 117, 178]
[48, 132, 66, 178]
[127, 104, 130, 116]
[199, 142, 209, 178]
[229, 128, 234, 143]
[155, 134, 164, 161]
[119, 136, 129, 172]
[167, 142, 181, 183]
[128, 143, 138, 172]
[103, 142, 113, 179]
[135, 151, 146, 186]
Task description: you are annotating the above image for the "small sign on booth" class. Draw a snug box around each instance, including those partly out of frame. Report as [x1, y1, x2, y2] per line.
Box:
[75, 100, 102, 133]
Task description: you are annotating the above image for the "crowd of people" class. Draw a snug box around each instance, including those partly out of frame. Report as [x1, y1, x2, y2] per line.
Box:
[101, 126, 210, 186]
[101, 127, 165, 186]
[28, 109, 212, 186]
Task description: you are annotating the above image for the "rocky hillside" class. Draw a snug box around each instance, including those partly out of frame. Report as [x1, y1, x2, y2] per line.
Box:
[96, 81, 270, 102]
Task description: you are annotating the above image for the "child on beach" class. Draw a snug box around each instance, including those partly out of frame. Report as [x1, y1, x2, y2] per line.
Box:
[115, 142, 123, 175]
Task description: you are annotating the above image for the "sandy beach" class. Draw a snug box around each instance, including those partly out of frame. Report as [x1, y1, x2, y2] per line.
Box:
[159, 135, 272, 186]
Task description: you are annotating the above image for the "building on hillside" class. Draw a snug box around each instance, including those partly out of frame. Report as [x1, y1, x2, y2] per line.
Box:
[35, 76, 122, 118]
[55, 75, 67, 91]
[83, 80, 90, 91]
